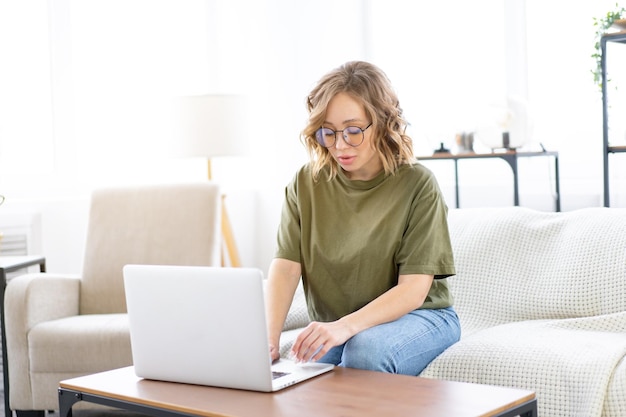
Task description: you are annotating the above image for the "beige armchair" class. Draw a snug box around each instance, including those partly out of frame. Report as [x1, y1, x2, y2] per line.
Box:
[5, 183, 222, 417]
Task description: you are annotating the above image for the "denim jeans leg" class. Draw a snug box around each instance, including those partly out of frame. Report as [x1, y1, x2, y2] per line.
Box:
[318, 307, 460, 375]
[318, 344, 345, 365]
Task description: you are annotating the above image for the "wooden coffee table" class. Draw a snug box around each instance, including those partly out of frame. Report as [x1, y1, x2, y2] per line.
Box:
[58, 366, 537, 417]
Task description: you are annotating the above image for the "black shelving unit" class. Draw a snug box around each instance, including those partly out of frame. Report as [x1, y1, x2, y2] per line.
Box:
[601, 31, 626, 207]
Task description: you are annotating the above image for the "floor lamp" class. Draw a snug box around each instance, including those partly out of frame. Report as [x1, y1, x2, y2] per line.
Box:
[171, 94, 248, 267]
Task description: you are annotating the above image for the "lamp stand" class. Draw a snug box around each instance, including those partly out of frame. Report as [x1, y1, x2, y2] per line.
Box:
[208, 159, 241, 267]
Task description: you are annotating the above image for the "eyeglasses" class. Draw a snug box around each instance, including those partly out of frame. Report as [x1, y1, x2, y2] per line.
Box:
[315, 123, 372, 148]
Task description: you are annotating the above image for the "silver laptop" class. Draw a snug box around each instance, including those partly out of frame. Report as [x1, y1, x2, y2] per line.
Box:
[122, 264, 333, 392]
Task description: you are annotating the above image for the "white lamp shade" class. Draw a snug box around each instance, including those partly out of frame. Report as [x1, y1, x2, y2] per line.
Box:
[170, 94, 249, 158]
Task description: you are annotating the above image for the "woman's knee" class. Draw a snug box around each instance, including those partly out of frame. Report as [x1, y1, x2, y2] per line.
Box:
[339, 308, 461, 375]
[341, 331, 397, 372]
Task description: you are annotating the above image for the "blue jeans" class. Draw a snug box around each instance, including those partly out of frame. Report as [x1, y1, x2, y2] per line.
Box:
[317, 307, 460, 376]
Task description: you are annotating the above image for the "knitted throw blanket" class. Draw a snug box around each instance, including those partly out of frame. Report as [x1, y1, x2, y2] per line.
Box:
[420, 207, 626, 417]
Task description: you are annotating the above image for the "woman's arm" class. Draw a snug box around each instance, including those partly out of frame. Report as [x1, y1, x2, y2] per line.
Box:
[266, 257, 302, 361]
[290, 273, 433, 363]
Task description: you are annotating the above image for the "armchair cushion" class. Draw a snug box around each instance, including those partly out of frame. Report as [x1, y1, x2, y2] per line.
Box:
[29, 314, 131, 373]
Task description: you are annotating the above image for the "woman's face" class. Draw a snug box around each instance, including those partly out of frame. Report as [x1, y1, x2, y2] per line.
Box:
[323, 92, 382, 181]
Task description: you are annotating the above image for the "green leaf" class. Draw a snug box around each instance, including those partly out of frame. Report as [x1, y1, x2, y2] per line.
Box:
[591, 3, 625, 93]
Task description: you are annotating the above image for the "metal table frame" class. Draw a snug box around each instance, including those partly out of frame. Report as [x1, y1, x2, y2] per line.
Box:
[418, 150, 561, 211]
[0, 255, 47, 417]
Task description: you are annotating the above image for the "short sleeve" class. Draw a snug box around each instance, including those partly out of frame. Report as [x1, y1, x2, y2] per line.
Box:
[396, 171, 455, 279]
[274, 173, 302, 263]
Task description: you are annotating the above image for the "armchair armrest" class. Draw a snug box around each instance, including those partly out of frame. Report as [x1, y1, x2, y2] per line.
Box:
[6, 273, 81, 327]
[5, 273, 80, 407]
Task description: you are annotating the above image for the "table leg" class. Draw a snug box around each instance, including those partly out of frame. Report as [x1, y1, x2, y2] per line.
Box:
[497, 154, 520, 207]
[57, 389, 77, 417]
[511, 158, 520, 206]
[453, 159, 460, 209]
[1, 269, 9, 417]
[495, 398, 537, 417]
[554, 155, 561, 212]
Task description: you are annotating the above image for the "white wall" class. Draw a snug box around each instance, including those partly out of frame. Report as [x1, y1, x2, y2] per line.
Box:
[1, 0, 625, 276]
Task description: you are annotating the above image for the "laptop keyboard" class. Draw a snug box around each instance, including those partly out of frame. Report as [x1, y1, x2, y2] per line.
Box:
[272, 371, 289, 380]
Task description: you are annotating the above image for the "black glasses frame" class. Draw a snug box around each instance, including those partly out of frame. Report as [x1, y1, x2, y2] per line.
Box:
[315, 122, 372, 148]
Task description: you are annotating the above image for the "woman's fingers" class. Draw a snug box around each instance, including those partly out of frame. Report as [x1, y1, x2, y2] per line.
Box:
[291, 322, 334, 362]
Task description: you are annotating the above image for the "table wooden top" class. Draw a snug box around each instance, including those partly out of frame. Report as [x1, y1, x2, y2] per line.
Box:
[608, 145, 626, 152]
[60, 366, 535, 417]
[417, 150, 558, 160]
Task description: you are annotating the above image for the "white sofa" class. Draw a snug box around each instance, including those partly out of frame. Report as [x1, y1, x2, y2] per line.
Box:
[281, 206, 626, 417]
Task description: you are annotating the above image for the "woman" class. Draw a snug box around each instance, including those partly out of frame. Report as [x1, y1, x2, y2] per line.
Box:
[266, 61, 460, 376]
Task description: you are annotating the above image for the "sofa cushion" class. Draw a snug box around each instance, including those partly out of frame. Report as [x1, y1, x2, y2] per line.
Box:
[446, 207, 626, 335]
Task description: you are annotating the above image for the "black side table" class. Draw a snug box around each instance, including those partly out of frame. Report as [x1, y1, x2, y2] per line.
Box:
[418, 150, 561, 211]
[0, 256, 46, 417]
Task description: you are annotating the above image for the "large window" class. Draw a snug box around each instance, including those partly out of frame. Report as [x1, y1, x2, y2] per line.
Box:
[18, 1, 623, 210]
[14, 0, 621, 273]
[1, 0, 514, 195]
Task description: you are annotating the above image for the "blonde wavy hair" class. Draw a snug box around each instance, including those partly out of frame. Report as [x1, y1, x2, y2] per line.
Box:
[301, 61, 415, 181]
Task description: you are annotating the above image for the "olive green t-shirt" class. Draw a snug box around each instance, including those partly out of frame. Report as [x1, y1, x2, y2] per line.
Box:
[274, 163, 455, 322]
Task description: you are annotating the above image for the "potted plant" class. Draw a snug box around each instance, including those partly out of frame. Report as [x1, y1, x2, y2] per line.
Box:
[592, 3, 626, 92]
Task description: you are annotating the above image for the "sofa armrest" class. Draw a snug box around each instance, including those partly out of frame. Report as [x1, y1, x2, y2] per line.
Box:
[5, 273, 80, 408]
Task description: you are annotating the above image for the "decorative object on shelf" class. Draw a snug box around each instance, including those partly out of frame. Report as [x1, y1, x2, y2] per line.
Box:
[474, 96, 532, 151]
[455, 132, 474, 153]
[170, 94, 250, 267]
[592, 3, 626, 92]
[433, 142, 451, 154]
